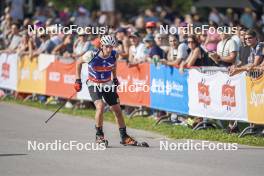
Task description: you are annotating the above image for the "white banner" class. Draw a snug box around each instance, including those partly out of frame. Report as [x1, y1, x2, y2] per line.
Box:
[77, 63, 92, 101]
[38, 54, 55, 71]
[188, 69, 248, 121]
[0, 53, 18, 90]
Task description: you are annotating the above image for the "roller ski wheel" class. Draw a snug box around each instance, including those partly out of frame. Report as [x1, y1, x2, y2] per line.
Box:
[120, 135, 149, 147]
[96, 135, 109, 148]
[136, 141, 149, 147]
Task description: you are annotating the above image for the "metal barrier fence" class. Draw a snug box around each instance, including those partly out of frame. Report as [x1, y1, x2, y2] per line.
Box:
[197, 66, 263, 78]
[247, 70, 263, 79]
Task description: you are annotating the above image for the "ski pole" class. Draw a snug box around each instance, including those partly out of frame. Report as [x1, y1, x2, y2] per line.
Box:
[45, 92, 76, 124]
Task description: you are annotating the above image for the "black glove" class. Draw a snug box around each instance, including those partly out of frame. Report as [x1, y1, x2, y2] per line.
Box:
[74, 79, 82, 92]
[113, 78, 119, 86]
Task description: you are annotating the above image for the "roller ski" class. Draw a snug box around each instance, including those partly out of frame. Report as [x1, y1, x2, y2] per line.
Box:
[120, 135, 149, 147]
[96, 134, 109, 148]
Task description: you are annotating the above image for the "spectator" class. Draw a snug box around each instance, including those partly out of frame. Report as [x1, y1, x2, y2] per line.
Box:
[143, 34, 165, 63]
[179, 35, 204, 73]
[115, 27, 130, 60]
[59, 7, 71, 26]
[229, 29, 263, 76]
[169, 24, 190, 66]
[33, 7, 47, 24]
[209, 29, 239, 67]
[32, 33, 53, 56]
[145, 21, 156, 35]
[22, 18, 32, 31]
[135, 15, 145, 32]
[52, 34, 74, 58]
[198, 32, 207, 51]
[0, 14, 13, 48]
[9, 0, 24, 22]
[209, 8, 223, 25]
[74, 6, 92, 27]
[115, 40, 126, 61]
[0, 23, 21, 53]
[154, 33, 169, 53]
[47, 25, 63, 46]
[16, 31, 34, 57]
[245, 30, 263, 66]
[204, 22, 221, 52]
[144, 8, 159, 23]
[73, 32, 93, 59]
[128, 31, 146, 64]
[46, 2, 57, 19]
[240, 8, 254, 29]
[232, 26, 242, 48]
[238, 27, 250, 65]
[236, 30, 264, 71]
[161, 34, 181, 66]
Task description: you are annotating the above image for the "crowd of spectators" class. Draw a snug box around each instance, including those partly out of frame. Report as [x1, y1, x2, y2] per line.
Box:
[1, 2, 263, 70]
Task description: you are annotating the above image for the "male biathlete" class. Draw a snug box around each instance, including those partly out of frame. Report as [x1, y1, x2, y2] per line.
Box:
[74, 35, 148, 147]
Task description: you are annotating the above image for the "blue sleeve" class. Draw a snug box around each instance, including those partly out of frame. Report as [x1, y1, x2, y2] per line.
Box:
[149, 46, 163, 58]
[46, 41, 56, 54]
[255, 44, 263, 57]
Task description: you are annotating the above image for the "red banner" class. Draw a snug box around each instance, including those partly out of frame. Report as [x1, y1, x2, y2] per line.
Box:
[46, 60, 76, 98]
[116, 62, 150, 107]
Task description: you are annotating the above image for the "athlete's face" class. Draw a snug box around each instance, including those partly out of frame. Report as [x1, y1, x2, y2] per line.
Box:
[102, 45, 113, 55]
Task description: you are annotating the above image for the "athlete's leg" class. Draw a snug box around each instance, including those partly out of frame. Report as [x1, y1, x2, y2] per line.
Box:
[111, 104, 126, 128]
[94, 100, 105, 128]
[88, 85, 104, 128]
[103, 86, 138, 145]
[110, 103, 148, 147]
[94, 99, 108, 145]
[88, 85, 107, 143]
[110, 104, 136, 144]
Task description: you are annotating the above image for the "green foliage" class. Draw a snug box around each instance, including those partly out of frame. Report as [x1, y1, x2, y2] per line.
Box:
[48, 0, 193, 15]
[171, 0, 193, 15]
[49, 0, 99, 11]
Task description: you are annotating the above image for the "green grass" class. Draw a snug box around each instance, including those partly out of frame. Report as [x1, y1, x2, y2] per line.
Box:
[3, 97, 264, 147]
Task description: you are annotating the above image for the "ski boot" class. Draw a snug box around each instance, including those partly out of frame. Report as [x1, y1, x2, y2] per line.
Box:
[96, 134, 109, 148]
[120, 135, 149, 147]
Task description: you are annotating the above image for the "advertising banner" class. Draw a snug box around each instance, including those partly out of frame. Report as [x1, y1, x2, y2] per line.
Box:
[45, 60, 76, 98]
[246, 75, 264, 124]
[17, 55, 46, 94]
[0, 53, 18, 90]
[150, 64, 189, 114]
[188, 69, 247, 121]
[116, 61, 150, 107]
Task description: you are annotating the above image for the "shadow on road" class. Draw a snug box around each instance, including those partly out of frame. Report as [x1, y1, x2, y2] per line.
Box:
[0, 154, 28, 157]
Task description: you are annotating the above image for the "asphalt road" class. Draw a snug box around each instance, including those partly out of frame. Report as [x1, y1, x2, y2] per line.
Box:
[0, 102, 263, 176]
